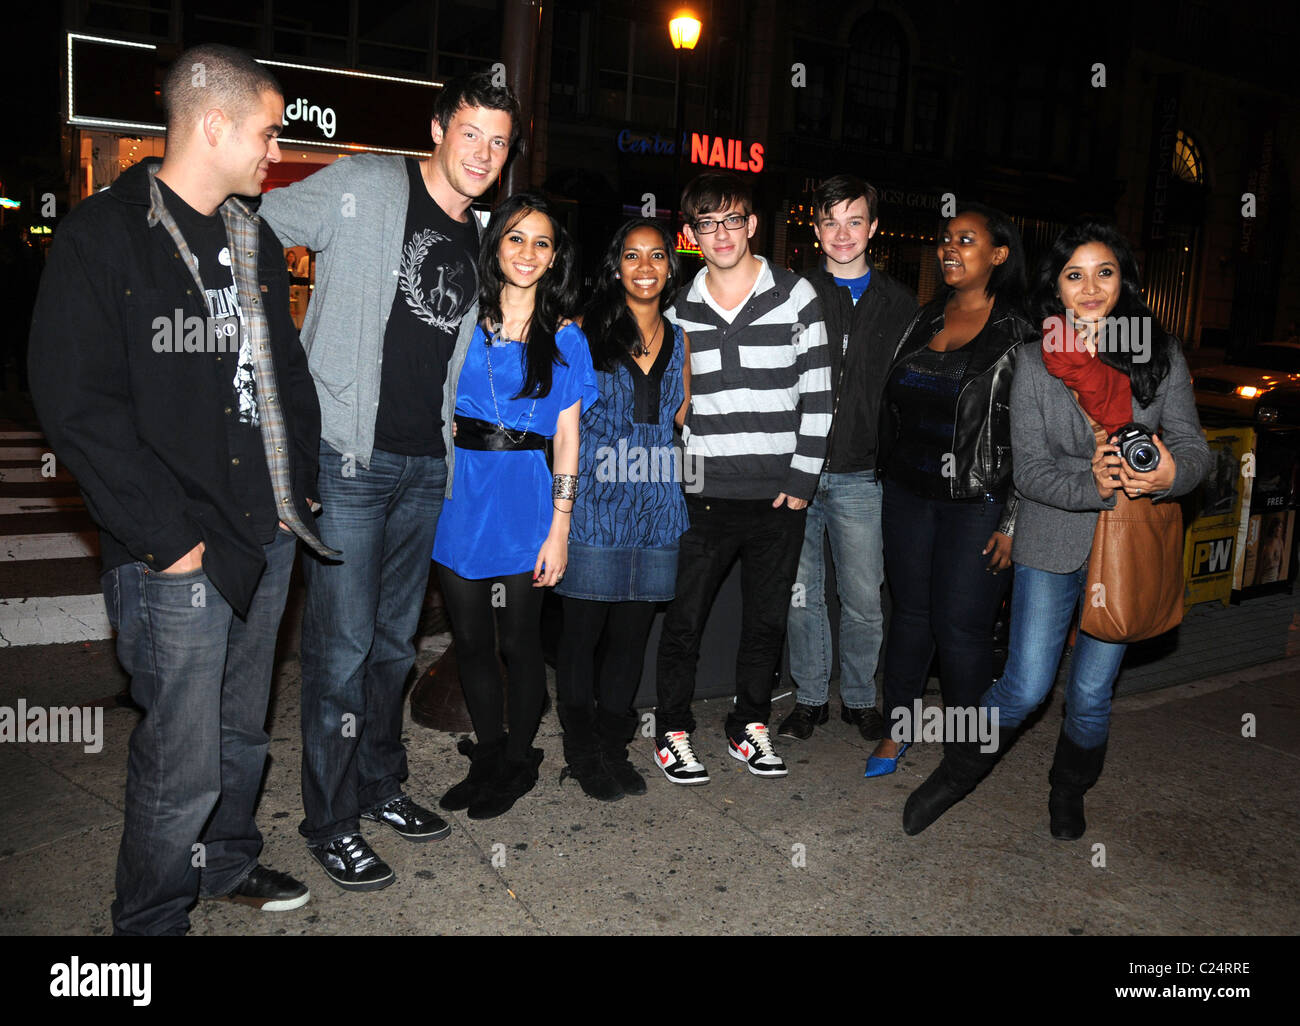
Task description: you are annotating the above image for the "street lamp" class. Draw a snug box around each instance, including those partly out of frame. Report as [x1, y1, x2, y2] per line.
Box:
[669, 10, 702, 240]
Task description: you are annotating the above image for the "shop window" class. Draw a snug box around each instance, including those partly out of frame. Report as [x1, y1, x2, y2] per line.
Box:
[842, 14, 906, 147]
[358, 1, 433, 75]
[272, 0, 348, 64]
[183, 1, 264, 51]
[85, 0, 172, 38]
[436, 0, 499, 70]
[1173, 129, 1204, 183]
[792, 44, 833, 137]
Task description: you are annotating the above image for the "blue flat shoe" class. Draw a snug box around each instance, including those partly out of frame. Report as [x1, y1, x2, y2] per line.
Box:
[864, 743, 910, 778]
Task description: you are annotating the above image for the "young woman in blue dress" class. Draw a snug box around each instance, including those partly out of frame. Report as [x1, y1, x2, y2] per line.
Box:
[433, 192, 597, 819]
[554, 219, 691, 800]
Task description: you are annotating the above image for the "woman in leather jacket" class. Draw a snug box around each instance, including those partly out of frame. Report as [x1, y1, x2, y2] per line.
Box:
[864, 202, 1033, 778]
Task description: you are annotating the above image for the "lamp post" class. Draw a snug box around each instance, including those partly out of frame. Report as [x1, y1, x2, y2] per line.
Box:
[669, 10, 702, 239]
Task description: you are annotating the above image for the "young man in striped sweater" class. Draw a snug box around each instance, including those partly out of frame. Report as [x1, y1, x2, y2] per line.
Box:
[653, 172, 832, 783]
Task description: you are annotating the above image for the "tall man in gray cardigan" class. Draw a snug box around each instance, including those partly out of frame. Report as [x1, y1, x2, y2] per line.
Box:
[259, 73, 519, 892]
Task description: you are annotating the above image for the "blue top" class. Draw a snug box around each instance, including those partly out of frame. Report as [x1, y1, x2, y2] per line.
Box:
[569, 321, 689, 549]
[433, 321, 598, 578]
[833, 269, 872, 304]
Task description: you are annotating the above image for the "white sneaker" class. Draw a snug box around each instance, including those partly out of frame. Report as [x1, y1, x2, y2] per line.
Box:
[654, 731, 710, 785]
[728, 722, 788, 777]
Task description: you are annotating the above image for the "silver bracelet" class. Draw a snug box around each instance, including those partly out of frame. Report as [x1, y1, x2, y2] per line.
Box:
[552, 473, 577, 501]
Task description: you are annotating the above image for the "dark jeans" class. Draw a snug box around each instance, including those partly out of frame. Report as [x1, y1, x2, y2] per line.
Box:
[104, 529, 296, 936]
[299, 442, 446, 846]
[558, 596, 658, 716]
[655, 495, 806, 738]
[881, 480, 1010, 741]
[435, 567, 547, 762]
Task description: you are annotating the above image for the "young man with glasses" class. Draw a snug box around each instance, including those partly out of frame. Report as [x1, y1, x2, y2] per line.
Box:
[780, 175, 917, 743]
[652, 172, 831, 783]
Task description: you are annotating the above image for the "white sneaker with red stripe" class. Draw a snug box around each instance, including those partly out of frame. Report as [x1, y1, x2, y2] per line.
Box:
[728, 723, 788, 777]
[653, 731, 710, 785]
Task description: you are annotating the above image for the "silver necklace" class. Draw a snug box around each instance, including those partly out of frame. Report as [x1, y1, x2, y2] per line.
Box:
[485, 323, 538, 443]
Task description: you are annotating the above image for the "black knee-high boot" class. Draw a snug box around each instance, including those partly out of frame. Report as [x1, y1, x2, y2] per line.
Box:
[559, 704, 623, 801]
[1047, 729, 1107, 840]
[597, 708, 646, 796]
[902, 734, 1004, 836]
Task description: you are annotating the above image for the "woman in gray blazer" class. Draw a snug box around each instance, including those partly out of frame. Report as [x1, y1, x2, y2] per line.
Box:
[902, 222, 1211, 839]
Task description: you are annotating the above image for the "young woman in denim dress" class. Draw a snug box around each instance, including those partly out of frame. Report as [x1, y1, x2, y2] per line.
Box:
[554, 219, 690, 800]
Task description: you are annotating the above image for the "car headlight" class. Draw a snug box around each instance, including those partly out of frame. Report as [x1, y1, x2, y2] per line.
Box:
[1236, 385, 1267, 399]
[1257, 407, 1279, 423]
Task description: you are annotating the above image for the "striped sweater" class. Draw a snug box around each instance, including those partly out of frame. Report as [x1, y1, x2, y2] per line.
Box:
[668, 257, 832, 501]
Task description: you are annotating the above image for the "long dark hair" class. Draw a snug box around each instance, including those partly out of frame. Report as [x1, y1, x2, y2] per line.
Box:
[937, 201, 1026, 306]
[477, 191, 579, 399]
[583, 218, 682, 373]
[1032, 221, 1174, 407]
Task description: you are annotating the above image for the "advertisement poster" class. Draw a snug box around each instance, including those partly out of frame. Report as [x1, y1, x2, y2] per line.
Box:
[1185, 427, 1252, 608]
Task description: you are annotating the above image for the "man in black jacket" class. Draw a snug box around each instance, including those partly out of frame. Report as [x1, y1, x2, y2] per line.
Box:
[28, 44, 332, 935]
[781, 175, 917, 742]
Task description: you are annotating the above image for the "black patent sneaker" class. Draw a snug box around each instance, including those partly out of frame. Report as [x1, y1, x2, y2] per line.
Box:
[307, 834, 395, 892]
[777, 702, 829, 740]
[361, 794, 452, 842]
[842, 705, 886, 742]
[218, 864, 310, 912]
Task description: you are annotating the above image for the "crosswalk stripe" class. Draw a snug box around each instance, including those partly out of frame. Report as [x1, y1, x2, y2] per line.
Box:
[0, 497, 86, 515]
[0, 467, 73, 483]
[0, 593, 112, 646]
[0, 447, 54, 461]
[1, 534, 99, 561]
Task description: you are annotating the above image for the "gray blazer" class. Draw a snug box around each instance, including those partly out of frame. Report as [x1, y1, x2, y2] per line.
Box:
[442, 301, 478, 500]
[1010, 344, 1211, 573]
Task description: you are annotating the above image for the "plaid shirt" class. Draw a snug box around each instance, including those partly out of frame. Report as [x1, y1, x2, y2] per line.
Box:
[146, 164, 337, 559]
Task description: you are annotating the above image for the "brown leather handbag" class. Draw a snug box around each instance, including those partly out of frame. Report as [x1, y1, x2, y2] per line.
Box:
[1079, 417, 1184, 643]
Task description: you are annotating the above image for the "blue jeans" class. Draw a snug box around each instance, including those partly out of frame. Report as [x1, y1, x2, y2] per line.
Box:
[982, 562, 1126, 749]
[787, 470, 885, 708]
[881, 481, 1010, 735]
[299, 443, 446, 846]
[105, 529, 296, 936]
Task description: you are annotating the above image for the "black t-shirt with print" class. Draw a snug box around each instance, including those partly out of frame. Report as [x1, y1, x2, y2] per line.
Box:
[373, 158, 480, 457]
[156, 178, 277, 542]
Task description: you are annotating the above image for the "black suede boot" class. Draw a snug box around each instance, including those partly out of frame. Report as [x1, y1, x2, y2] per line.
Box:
[439, 735, 506, 811]
[902, 736, 1003, 836]
[597, 709, 646, 796]
[559, 704, 624, 801]
[1047, 729, 1107, 840]
[467, 748, 545, 819]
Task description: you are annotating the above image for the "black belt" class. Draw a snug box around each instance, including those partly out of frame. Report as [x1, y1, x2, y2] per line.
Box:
[454, 415, 552, 464]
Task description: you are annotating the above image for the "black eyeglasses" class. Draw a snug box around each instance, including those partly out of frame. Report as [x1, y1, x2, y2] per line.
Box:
[692, 213, 748, 234]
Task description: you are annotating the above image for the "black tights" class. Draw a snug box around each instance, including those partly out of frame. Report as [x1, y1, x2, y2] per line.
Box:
[557, 597, 657, 716]
[436, 565, 546, 762]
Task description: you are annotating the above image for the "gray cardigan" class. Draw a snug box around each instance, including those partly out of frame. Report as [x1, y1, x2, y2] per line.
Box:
[1010, 344, 1211, 573]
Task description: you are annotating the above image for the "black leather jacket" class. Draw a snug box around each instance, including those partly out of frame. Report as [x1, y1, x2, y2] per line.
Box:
[877, 296, 1034, 535]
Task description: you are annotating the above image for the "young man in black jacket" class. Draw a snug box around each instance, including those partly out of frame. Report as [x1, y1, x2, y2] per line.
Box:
[28, 44, 332, 935]
[780, 175, 917, 743]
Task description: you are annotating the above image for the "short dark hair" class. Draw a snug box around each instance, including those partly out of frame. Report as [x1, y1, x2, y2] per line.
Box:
[814, 174, 879, 224]
[681, 172, 752, 221]
[1032, 220, 1175, 406]
[162, 44, 281, 137]
[433, 71, 522, 151]
[943, 201, 1026, 304]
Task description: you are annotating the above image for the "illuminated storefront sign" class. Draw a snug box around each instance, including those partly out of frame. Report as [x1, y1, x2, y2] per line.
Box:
[615, 127, 764, 174]
[65, 33, 441, 156]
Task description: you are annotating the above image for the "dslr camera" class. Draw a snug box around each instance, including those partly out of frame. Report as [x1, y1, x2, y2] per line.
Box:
[1111, 422, 1160, 473]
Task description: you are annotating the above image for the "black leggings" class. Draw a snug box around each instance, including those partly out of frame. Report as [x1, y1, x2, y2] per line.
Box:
[557, 597, 657, 715]
[436, 565, 546, 761]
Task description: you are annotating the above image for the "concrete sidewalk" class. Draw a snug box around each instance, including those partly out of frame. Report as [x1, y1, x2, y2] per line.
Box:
[2, 636, 1297, 935]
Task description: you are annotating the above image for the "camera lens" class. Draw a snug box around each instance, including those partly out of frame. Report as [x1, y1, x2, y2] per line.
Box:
[1126, 441, 1158, 473]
